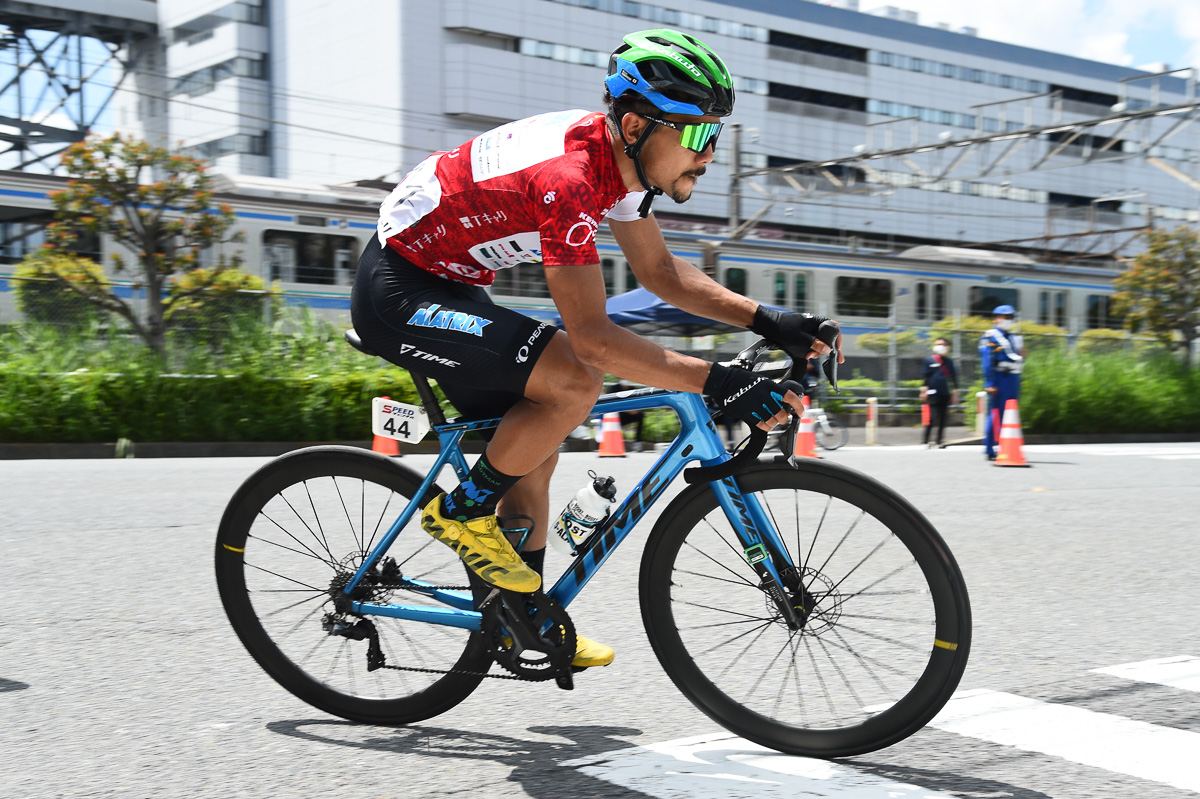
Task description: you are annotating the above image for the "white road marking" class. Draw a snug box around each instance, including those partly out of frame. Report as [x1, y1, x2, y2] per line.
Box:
[928, 688, 1200, 793]
[1151, 454, 1200, 459]
[1093, 655, 1200, 692]
[562, 732, 959, 798]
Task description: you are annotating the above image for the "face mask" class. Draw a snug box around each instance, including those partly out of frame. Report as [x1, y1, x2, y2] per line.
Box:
[997, 319, 1014, 331]
[932, 344, 948, 355]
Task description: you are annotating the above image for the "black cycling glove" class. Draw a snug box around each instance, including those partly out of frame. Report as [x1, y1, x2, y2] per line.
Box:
[748, 306, 832, 361]
[704, 362, 787, 426]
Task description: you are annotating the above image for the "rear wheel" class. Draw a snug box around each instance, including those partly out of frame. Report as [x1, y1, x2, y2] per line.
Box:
[215, 446, 490, 724]
[640, 461, 970, 757]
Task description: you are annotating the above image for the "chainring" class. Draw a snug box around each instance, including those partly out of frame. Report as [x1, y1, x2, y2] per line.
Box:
[481, 590, 576, 681]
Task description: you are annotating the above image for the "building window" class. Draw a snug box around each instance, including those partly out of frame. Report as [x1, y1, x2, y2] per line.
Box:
[769, 30, 866, 62]
[794, 273, 808, 312]
[770, 83, 866, 112]
[171, 55, 267, 96]
[969, 286, 1020, 317]
[262, 231, 358, 285]
[187, 131, 268, 160]
[915, 280, 947, 320]
[1039, 290, 1066, 327]
[171, 0, 265, 44]
[724, 267, 747, 296]
[601, 257, 616, 297]
[1086, 294, 1119, 329]
[491, 264, 550, 298]
[836, 277, 892, 317]
[623, 261, 638, 292]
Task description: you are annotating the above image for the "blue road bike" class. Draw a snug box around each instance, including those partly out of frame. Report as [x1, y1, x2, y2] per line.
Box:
[215, 334, 971, 757]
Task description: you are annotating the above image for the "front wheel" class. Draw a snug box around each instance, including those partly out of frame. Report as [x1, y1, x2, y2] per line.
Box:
[640, 461, 970, 757]
[816, 416, 849, 450]
[215, 446, 492, 725]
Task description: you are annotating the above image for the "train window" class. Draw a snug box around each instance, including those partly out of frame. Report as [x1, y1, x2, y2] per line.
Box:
[623, 261, 639, 292]
[491, 264, 550, 298]
[794, 273, 808, 312]
[601, 258, 616, 297]
[914, 281, 948, 321]
[724, 267, 747, 296]
[1039, 291, 1067, 327]
[773, 272, 787, 307]
[836, 277, 892, 317]
[1086, 294, 1119, 329]
[263, 230, 359, 285]
[969, 286, 1019, 316]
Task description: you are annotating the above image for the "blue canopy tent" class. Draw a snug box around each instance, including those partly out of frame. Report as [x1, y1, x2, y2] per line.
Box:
[544, 287, 744, 337]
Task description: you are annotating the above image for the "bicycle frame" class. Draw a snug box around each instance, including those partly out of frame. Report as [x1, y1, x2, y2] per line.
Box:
[344, 388, 799, 631]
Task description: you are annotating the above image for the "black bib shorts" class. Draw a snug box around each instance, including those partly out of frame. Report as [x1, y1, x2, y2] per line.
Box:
[350, 243, 556, 421]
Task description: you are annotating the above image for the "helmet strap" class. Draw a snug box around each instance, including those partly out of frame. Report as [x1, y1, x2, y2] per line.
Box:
[622, 117, 664, 218]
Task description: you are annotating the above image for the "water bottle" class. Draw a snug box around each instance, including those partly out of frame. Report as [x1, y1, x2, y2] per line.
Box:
[549, 471, 617, 556]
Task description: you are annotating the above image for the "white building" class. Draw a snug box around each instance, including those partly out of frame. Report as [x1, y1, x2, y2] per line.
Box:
[109, 0, 1200, 255]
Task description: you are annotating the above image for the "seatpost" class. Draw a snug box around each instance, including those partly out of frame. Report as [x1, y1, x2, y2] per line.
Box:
[410, 374, 447, 426]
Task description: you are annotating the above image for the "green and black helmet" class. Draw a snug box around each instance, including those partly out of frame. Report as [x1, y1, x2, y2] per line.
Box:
[605, 29, 735, 117]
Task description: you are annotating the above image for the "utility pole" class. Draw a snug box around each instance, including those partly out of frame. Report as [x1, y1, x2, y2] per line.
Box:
[727, 122, 742, 232]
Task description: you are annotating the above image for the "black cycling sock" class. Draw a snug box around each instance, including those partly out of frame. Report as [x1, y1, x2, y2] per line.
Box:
[442, 453, 521, 521]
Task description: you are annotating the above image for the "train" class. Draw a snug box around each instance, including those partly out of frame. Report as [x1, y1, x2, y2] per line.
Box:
[0, 168, 1121, 367]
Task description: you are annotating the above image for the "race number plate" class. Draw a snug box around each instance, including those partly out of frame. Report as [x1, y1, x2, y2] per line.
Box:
[371, 398, 430, 444]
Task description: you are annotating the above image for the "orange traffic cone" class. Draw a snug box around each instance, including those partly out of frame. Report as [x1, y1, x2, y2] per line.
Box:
[372, 396, 401, 457]
[994, 399, 1029, 467]
[792, 396, 817, 459]
[597, 412, 626, 457]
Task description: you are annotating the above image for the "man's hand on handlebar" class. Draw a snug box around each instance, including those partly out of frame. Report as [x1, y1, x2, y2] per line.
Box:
[749, 306, 846, 366]
[704, 365, 806, 433]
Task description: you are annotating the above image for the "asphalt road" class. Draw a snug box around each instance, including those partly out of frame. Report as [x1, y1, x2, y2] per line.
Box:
[3, 442, 1199, 799]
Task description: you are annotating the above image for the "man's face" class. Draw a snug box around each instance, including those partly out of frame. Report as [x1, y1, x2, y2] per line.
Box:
[641, 113, 720, 204]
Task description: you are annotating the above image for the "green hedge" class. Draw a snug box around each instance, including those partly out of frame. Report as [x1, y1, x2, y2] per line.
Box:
[0, 367, 421, 443]
[1021, 351, 1200, 434]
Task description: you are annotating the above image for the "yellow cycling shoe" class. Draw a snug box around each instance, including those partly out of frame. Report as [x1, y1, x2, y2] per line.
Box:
[421, 494, 541, 593]
[573, 634, 615, 668]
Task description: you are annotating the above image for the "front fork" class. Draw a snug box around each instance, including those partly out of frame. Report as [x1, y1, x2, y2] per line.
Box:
[711, 475, 806, 630]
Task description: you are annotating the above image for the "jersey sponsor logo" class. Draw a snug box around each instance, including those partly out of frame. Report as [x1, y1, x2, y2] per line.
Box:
[468, 232, 543, 270]
[398, 343, 461, 368]
[543, 191, 556, 204]
[515, 323, 548, 363]
[378, 153, 443, 245]
[406, 303, 493, 337]
[435, 260, 486, 280]
[470, 110, 585, 182]
[565, 210, 600, 247]
[458, 210, 509, 229]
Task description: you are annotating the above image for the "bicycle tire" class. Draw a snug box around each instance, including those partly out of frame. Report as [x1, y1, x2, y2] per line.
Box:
[816, 418, 849, 451]
[640, 460, 970, 757]
[215, 445, 492, 725]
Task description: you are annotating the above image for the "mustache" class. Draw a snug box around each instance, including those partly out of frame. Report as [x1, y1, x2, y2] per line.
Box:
[683, 167, 707, 179]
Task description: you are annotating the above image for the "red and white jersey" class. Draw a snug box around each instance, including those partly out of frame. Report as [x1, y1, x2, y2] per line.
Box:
[377, 110, 645, 286]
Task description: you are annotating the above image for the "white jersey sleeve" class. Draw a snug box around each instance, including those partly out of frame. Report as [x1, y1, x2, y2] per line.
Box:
[604, 191, 648, 222]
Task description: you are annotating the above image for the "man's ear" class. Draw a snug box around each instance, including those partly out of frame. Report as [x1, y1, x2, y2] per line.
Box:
[620, 112, 648, 146]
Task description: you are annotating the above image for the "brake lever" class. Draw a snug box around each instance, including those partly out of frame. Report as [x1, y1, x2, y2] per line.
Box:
[817, 320, 840, 394]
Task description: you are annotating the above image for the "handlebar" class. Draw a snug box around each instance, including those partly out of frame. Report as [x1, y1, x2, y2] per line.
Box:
[683, 319, 840, 485]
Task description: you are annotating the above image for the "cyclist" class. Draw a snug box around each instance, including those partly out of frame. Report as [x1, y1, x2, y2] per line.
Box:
[350, 28, 842, 668]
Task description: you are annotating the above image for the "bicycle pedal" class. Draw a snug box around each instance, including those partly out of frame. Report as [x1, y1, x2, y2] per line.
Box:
[555, 671, 575, 691]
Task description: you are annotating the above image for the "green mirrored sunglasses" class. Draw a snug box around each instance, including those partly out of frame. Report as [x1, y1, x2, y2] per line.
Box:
[643, 115, 724, 153]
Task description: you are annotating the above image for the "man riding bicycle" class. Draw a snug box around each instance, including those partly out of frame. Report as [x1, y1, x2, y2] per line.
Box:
[350, 29, 842, 669]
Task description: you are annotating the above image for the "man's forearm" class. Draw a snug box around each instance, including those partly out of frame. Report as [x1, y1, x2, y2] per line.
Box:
[639, 256, 757, 328]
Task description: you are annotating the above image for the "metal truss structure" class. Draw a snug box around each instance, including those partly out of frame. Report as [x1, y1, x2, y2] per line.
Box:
[0, 1, 155, 171]
[730, 78, 1200, 262]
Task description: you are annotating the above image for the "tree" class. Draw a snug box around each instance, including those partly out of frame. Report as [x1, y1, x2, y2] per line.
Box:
[1113, 226, 1200, 368]
[856, 329, 921, 357]
[41, 134, 249, 353]
[12, 250, 112, 327]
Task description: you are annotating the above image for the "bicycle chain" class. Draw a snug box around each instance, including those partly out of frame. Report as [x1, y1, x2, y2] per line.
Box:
[357, 582, 544, 681]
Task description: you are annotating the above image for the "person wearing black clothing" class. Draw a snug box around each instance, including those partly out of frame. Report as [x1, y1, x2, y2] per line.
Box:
[921, 337, 959, 448]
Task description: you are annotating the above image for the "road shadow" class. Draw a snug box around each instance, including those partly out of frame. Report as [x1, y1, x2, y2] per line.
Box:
[845, 759, 1053, 799]
[0, 677, 30, 692]
[267, 720, 654, 798]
